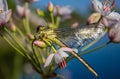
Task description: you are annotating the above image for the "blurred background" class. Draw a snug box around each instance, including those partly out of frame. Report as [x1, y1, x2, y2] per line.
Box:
[0, 0, 120, 79]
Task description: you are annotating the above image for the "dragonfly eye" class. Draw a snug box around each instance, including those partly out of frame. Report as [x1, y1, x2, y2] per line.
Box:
[36, 25, 45, 33]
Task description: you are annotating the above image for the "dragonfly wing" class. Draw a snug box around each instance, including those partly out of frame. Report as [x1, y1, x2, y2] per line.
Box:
[55, 24, 104, 48]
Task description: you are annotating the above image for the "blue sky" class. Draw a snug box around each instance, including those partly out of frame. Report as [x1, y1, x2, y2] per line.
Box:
[33, 0, 120, 15]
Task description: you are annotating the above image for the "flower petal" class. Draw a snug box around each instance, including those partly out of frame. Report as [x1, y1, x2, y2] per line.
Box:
[44, 54, 54, 68]
[54, 53, 63, 64]
[106, 11, 120, 21]
[108, 23, 120, 43]
[92, 0, 103, 13]
[0, 0, 8, 11]
[5, 10, 12, 22]
[16, 5, 24, 16]
[59, 47, 73, 52]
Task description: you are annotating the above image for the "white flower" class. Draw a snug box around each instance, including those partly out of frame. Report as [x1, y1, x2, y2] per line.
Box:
[102, 11, 120, 27]
[92, 0, 116, 16]
[44, 47, 77, 68]
[0, 0, 12, 26]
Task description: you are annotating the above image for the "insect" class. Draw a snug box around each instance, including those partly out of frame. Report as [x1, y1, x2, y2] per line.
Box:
[35, 24, 105, 76]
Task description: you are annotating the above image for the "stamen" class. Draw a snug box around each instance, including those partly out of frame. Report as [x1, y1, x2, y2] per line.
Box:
[111, 0, 116, 8]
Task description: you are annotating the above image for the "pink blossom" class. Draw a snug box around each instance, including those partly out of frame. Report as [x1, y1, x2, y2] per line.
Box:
[108, 23, 120, 43]
[44, 47, 78, 68]
[92, 0, 116, 16]
[0, 0, 12, 26]
[47, 2, 54, 12]
[54, 6, 73, 20]
[16, 5, 30, 17]
[34, 40, 46, 48]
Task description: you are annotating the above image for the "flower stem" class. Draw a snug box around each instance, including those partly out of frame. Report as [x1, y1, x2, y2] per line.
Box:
[2, 36, 25, 57]
[50, 13, 55, 25]
[4, 27, 27, 53]
[44, 39, 57, 53]
[16, 27, 26, 40]
[56, 16, 61, 28]
[22, 3, 31, 34]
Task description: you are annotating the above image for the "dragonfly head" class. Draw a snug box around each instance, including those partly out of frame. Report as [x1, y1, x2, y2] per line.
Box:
[35, 25, 57, 40]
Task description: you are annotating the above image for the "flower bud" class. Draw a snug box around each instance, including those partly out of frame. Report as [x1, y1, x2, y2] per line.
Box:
[16, 5, 30, 17]
[9, 22, 16, 32]
[47, 2, 54, 12]
[108, 24, 120, 43]
[36, 9, 44, 17]
[87, 13, 101, 24]
[34, 40, 46, 48]
[27, 34, 35, 40]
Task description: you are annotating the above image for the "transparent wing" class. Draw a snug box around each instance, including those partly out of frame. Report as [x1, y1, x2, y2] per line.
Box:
[55, 24, 104, 48]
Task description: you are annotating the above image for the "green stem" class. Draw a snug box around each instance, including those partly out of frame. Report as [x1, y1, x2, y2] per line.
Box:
[56, 16, 61, 28]
[22, 3, 31, 34]
[23, 17, 31, 34]
[32, 40, 41, 64]
[16, 27, 26, 40]
[44, 39, 57, 53]
[12, 54, 23, 79]
[50, 13, 55, 25]
[2, 36, 25, 57]
[4, 27, 27, 53]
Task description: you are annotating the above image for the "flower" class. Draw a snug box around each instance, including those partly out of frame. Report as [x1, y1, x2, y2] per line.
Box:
[0, 0, 12, 26]
[47, 2, 54, 12]
[16, 5, 30, 17]
[54, 6, 73, 20]
[102, 11, 120, 27]
[87, 12, 101, 24]
[108, 23, 120, 43]
[92, 0, 116, 16]
[27, 33, 34, 40]
[34, 40, 46, 48]
[9, 22, 16, 32]
[44, 47, 78, 68]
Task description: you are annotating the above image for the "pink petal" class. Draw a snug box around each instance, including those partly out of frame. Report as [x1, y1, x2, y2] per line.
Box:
[59, 47, 73, 52]
[44, 54, 54, 68]
[0, 10, 11, 25]
[106, 11, 120, 21]
[92, 0, 103, 13]
[54, 53, 63, 64]
[5, 10, 12, 22]
[108, 23, 120, 43]
[16, 5, 24, 16]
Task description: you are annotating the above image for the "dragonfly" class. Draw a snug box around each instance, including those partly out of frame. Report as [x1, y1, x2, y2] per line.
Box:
[35, 24, 105, 76]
